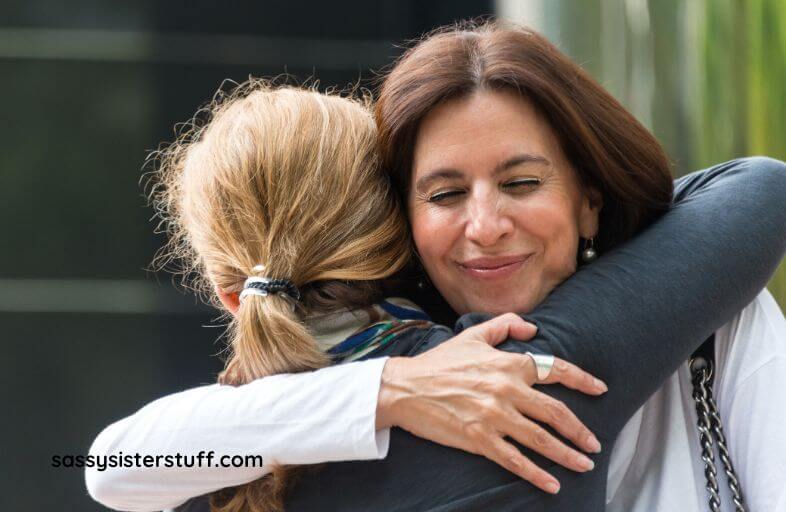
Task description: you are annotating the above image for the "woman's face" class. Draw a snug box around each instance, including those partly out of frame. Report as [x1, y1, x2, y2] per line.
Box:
[409, 89, 601, 315]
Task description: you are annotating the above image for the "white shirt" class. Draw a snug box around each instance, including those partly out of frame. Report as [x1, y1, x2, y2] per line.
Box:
[86, 291, 786, 512]
[85, 357, 390, 511]
[607, 289, 786, 512]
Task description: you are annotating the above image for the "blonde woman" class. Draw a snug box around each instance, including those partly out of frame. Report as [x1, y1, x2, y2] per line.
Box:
[87, 75, 786, 511]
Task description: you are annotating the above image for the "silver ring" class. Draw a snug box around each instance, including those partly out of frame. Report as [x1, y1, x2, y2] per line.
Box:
[525, 352, 555, 382]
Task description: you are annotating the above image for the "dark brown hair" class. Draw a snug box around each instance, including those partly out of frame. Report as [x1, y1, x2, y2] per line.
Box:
[375, 20, 674, 251]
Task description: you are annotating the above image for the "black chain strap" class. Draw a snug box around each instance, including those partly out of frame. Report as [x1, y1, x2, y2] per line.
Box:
[690, 336, 746, 512]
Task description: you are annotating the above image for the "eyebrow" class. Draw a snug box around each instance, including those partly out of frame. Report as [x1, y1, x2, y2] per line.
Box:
[414, 154, 551, 193]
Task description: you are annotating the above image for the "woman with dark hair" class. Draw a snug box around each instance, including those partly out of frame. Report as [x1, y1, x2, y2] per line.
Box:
[87, 21, 786, 512]
[377, 23, 672, 258]
[350, 22, 786, 510]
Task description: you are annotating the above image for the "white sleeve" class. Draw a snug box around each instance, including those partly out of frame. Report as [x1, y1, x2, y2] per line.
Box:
[716, 290, 786, 512]
[85, 357, 390, 512]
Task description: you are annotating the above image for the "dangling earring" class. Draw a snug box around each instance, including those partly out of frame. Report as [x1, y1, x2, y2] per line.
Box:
[581, 237, 598, 263]
[416, 272, 432, 291]
[413, 249, 430, 290]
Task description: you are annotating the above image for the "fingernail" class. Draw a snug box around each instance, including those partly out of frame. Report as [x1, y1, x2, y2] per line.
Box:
[577, 454, 595, 471]
[545, 481, 560, 494]
[595, 378, 608, 393]
[586, 435, 602, 453]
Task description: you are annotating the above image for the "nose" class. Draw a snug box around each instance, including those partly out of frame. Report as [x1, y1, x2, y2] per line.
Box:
[464, 188, 514, 247]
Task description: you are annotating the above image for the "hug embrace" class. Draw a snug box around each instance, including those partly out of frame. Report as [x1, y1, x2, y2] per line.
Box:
[87, 20, 786, 512]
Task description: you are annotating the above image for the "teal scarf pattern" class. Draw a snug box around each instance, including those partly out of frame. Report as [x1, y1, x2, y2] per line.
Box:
[304, 298, 433, 362]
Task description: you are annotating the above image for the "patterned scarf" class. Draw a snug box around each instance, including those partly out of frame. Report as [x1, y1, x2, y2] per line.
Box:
[304, 297, 433, 362]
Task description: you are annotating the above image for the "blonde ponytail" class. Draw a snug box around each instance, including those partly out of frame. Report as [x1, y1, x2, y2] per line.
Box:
[147, 79, 412, 511]
[221, 294, 329, 386]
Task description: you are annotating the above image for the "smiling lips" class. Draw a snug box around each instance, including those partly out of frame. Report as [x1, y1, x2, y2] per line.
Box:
[458, 254, 532, 280]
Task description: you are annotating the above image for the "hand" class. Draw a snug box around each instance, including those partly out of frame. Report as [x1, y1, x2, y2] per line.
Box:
[375, 313, 606, 494]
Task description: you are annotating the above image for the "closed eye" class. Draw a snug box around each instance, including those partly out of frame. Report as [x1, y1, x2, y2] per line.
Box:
[502, 178, 541, 190]
[426, 178, 541, 204]
[427, 189, 465, 203]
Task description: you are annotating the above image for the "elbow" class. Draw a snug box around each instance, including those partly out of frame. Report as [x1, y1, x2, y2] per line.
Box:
[84, 425, 142, 512]
[744, 156, 786, 198]
[85, 427, 118, 509]
[85, 462, 159, 512]
[85, 465, 176, 512]
[742, 156, 786, 230]
[85, 467, 127, 511]
[85, 465, 145, 512]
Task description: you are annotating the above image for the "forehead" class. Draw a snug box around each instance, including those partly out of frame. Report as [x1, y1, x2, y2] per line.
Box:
[412, 89, 563, 176]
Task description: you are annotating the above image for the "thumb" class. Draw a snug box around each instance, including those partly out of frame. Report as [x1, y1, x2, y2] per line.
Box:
[471, 313, 538, 347]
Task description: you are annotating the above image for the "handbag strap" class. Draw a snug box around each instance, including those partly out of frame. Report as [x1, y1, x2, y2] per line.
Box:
[689, 335, 746, 512]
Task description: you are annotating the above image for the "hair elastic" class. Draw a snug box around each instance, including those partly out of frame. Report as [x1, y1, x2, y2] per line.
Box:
[239, 276, 301, 302]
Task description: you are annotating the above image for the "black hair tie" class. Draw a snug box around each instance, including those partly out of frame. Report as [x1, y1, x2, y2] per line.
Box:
[240, 277, 301, 302]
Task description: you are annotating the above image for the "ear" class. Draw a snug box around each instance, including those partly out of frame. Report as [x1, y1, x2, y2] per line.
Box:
[578, 186, 603, 239]
[216, 286, 240, 316]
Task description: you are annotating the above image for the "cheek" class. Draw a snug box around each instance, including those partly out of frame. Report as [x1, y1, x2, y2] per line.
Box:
[517, 198, 580, 274]
[410, 205, 457, 263]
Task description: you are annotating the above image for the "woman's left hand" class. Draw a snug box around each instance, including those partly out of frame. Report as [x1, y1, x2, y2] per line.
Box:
[376, 313, 606, 494]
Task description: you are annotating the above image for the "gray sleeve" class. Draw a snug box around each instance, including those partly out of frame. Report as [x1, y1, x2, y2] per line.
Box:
[454, 156, 786, 438]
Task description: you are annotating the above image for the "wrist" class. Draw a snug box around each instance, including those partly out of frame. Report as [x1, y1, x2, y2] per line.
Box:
[375, 357, 406, 429]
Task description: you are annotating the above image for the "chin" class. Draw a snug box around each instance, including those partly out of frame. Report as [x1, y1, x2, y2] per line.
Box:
[459, 293, 537, 316]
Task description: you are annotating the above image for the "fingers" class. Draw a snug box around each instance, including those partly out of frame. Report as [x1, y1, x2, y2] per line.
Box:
[539, 357, 607, 396]
[470, 313, 537, 347]
[513, 387, 602, 454]
[482, 434, 561, 494]
[499, 409, 596, 475]
[509, 354, 603, 453]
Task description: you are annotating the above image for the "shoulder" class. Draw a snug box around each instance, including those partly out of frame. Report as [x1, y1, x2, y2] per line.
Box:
[714, 289, 786, 398]
[717, 288, 786, 356]
[711, 291, 786, 512]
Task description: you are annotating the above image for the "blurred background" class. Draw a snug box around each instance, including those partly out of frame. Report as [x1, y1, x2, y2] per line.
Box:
[1, 0, 784, 510]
